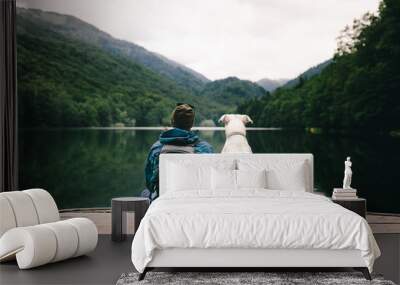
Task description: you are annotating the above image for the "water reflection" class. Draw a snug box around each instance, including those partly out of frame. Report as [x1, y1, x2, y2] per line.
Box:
[19, 128, 399, 213]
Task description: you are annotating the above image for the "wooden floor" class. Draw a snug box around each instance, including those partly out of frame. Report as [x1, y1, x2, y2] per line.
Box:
[1, 234, 399, 285]
[1, 210, 399, 285]
[368, 213, 400, 233]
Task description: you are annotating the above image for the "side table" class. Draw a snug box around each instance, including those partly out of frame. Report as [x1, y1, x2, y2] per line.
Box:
[332, 197, 366, 218]
[111, 197, 150, 242]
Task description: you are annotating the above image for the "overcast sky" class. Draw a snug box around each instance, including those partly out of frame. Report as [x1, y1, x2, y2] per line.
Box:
[17, 0, 380, 81]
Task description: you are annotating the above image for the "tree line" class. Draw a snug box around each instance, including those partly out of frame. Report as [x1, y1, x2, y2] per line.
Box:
[238, 0, 400, 132]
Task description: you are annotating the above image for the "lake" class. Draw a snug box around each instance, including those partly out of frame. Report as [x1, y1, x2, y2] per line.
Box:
[19, 128, 399, 213]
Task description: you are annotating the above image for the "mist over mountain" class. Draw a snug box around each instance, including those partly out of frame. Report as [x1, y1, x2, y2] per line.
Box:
[17, 8, 226, 127]
[256, 78, 289, 92]
[238, 0, 400, 131]
[17, 7, 342, 128]
[17, 8, 269, 127]
[17, 8, 209, 93]
[282, 59, 332, 89]
[200, 77, 267, 108]
[256, 60, 331, 93]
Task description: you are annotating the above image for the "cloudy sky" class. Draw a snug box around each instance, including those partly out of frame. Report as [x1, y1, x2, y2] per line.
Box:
[17, 0, 380, 81]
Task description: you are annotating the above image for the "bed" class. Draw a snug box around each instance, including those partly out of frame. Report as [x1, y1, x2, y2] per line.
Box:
[131, 154, 380, 280]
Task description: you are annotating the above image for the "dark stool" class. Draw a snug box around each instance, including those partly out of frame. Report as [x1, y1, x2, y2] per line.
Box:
[111, 197, 150, 242]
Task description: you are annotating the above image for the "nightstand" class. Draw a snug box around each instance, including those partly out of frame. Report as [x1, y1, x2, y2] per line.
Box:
[111, 197, 150, 242]
[332, 197, 366, 218]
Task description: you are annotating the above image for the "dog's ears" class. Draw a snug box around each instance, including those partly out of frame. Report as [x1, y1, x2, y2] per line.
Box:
[219, 114, 252, 124]
[218, 114, 228, 124]
[243, 115, 253, 124]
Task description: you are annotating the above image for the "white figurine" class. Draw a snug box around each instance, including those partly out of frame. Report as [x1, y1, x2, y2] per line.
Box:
[343, 157, 353, 189]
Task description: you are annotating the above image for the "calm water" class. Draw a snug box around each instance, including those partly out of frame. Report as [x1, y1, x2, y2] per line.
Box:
[19, 128, 400, 213]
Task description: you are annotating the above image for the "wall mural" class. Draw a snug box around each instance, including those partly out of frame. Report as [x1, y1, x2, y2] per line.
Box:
[16, 0, 399, 213]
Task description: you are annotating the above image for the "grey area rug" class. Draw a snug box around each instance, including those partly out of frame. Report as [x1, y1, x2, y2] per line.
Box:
[116, 272, 396, 285]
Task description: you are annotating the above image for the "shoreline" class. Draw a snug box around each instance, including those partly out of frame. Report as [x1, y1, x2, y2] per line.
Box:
[18, 127, 399, 137]
[19, 126, 282, 131]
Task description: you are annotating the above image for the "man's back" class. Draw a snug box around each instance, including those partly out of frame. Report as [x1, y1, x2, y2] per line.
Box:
[144, 128, 213, 200]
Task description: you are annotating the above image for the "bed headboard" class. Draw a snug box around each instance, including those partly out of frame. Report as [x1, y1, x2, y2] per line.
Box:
[159, 153, 314, 196]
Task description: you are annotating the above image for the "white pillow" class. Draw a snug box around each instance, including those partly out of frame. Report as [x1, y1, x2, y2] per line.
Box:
[211, 168, 267, 191]
[211, 168, 237, 191]
[167, 163, 211, 192]
[238, 159, 308, 191]
[266, 162, 307, 191]
[236, 169, 267, 189]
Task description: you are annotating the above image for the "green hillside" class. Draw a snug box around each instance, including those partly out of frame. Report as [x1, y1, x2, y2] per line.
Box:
[16, 8, 208, 94]
[239, 0, 400, 131]
[17, 10, 227, 127]
[17, 8, 269, 127]
[281, 59, 332, 89]
[256, 78, 288, 92]
[200, 77, 266, 111]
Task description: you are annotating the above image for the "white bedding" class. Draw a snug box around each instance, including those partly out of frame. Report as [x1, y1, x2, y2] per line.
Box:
[131, 190, 380, 273]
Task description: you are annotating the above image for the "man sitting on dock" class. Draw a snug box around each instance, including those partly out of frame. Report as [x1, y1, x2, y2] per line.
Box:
[142, 103, 213, 201]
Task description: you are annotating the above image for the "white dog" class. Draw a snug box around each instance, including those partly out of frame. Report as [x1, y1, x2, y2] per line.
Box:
[218, 114, 253, 153]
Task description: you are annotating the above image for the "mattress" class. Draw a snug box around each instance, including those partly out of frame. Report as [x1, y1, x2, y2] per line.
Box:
[131, 190, 380, 273]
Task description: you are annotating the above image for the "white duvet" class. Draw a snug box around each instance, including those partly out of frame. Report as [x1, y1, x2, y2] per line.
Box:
[131, 190, 380, 273]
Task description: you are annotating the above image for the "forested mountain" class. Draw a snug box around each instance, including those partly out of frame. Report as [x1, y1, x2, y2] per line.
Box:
[256, 60, 331, 93]
[17, 9, 227, 127]
[238, 0, 399, 131]
[17, 8, 270, 127]
[200, 77, 267, 110]
[256, 78, 288, 92]
[281, 59, 332, 89]
[17, 8, 209, 93]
